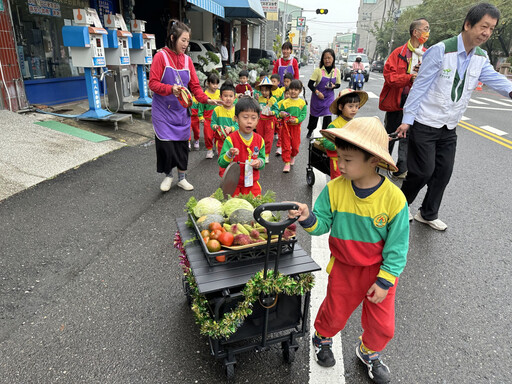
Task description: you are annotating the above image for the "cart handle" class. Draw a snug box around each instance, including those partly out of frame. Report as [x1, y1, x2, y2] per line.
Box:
[253, 203, 299, 235]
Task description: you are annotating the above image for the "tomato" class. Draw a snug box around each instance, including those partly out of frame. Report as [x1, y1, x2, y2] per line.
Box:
[210, 229, 223, 240]
[209, 222, 223, 232]
[200, 229, 210, 238]
[218, 232, 234, 246]
[215, 255, 226, 262]
[206, 239, 221, 252]
[203, 236, 209, 244]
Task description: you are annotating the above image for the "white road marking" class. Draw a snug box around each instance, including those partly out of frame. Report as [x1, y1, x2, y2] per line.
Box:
[477, 97, 511, 106]
[469, 98, 488, 105]
[479, 125, 508, 136]
[366, 91, 379, 99]
[308, 168, 345, 384]
[460, 116, 470, 121]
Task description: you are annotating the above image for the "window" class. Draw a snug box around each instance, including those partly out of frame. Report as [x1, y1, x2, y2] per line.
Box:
[188, 42, 201, 52]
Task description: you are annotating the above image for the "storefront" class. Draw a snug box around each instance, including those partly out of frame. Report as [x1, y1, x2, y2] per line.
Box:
[10, 0, 118, 105]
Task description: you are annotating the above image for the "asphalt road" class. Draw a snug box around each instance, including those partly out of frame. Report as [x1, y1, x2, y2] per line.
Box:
[1, 65, 511, 384]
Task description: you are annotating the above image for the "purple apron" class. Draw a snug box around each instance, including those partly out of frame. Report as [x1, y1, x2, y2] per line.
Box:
[310, 67, 337, 117]
[152, 51, 191, 141]
[277, 58, 294, 86]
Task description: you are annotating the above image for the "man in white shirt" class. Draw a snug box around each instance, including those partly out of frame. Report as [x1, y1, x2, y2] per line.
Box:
[220, 40, 229, 76]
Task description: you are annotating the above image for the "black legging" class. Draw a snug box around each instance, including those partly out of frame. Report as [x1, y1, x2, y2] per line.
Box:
[307, 115, 332, 132]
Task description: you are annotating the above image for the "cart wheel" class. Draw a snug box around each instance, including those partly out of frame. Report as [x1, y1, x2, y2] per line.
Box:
[225, 363, 235, 381]
[306, 169, 315, 186]
[282, 341, 296, 364]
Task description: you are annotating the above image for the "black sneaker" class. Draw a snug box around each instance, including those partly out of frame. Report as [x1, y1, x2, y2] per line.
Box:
[355, 339, 391, 384]
[306, 130, 313, 139]
[312, 332, 335, 367]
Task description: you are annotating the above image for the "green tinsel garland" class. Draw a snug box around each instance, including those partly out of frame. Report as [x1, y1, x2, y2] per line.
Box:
[185, 269, 315, 339]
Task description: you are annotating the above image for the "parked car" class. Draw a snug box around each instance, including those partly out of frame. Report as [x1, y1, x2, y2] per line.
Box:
[188, 40, 223, 72]
[371, 60, 384, 72]
[341, 53, 370, 82]
[234, 48, 277, 65]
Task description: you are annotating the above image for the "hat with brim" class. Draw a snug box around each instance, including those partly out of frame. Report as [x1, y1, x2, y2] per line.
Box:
[329, 88, 368, 115]
[255, 76, 278, 91]
[320, 116, 398, 172]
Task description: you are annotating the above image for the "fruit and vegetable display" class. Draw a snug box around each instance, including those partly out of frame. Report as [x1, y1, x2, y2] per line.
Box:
[185, 189, 297, 258]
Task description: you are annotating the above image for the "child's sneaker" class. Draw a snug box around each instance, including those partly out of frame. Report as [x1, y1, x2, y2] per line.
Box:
[355, 338, 391, 384]
[206, 149, 214, 159]
[274, 133, 278, 141]
[312, 332, 335, 367]
[194, 140, 200, 150]
[290, 156, 296, 166]
[275, 147, 282, 156]
[283, 163, 291, 173]
[265, 154, 270, 164]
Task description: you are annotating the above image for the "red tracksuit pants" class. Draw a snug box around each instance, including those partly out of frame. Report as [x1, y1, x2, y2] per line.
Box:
[203, 114, 214, 150]
[233, 181, 261, 196]
[190, 115, 200, 141]
[256, 116, 275, 155]
[281, 122, 301, 163]
[314, 259, 397, 352]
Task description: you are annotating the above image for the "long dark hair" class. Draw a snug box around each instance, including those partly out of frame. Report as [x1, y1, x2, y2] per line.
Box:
[319, 49, 335, 69]
[166, 19, 191, 51]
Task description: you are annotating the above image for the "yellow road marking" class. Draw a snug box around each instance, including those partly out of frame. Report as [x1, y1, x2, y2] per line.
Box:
[458, 121, 512, 150]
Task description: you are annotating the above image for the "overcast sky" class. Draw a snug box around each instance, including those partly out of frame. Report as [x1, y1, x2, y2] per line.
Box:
[283, 0, 360, 49]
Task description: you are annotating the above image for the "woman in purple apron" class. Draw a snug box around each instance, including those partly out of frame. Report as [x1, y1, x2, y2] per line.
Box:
[148, 20, 220, 192]
[306, 49, 341, 138]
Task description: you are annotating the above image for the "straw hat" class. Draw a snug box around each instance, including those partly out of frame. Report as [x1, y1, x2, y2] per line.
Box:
[320, 117, 398, 172]
[255, 76, 278, 91]
[329, 88, 368, 115]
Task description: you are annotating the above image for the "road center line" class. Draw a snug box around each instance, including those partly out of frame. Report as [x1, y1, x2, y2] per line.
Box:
[479, 125, 508, 136]
[469, 98, 488, 105]
[477, 97, 511, 106]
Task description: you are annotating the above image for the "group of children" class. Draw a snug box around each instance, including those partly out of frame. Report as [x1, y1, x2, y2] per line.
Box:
[189, 67, 308, 192]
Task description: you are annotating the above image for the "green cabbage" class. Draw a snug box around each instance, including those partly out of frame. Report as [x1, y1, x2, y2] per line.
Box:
[222, 198, 254, 217]
[193, 197, 223, 218]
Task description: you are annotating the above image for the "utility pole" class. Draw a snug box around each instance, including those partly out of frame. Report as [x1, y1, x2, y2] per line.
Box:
[387, 0, 401, 57]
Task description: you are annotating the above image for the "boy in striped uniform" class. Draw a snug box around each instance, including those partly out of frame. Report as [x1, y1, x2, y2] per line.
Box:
[254, 77, 279, 163]
[288, 117, 409, 384]
[278, 80, 307, 173]
[211, 80, 238, 158]
[218, 97, 266, 196]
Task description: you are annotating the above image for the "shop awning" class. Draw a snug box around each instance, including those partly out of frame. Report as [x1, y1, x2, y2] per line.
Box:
[215, 0, 265, 19]
[187, 0, 225, 18]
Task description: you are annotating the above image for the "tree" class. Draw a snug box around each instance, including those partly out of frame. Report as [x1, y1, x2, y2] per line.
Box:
[273, 34, 282, 58]
[371, 0, 512, 64]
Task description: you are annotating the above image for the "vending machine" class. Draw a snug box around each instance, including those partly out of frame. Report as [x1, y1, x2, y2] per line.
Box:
[103, 13, 149, 117]
[129, 19, 156, 106]
[62, 8, 131, 126]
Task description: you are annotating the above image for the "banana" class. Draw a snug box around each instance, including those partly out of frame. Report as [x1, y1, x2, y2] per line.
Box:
[237, 223, 250, 235]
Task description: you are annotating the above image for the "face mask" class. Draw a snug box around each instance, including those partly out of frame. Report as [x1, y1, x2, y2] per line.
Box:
[418, 31, 429, 45]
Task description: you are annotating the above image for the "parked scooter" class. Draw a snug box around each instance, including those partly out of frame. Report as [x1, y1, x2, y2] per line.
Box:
[351, 69, 365, 90]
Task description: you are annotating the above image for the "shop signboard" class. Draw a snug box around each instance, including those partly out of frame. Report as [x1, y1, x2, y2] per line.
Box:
[260, 1, 277, 13]
[28, 0, 61, 17]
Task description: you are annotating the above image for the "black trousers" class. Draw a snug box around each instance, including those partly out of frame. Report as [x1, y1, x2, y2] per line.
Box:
[384, 110, 408, 173]
[401, 121, 457, 220]
[307, 115, 332, 132]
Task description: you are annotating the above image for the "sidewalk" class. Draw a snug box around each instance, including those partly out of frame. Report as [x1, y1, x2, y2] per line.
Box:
[0, 101, 155, 202]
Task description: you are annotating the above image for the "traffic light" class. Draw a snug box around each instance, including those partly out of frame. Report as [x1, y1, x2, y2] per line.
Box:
[316, 9, 328, 15]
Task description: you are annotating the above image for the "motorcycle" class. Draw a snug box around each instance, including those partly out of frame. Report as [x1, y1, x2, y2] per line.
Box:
[351, 69, 365, 91]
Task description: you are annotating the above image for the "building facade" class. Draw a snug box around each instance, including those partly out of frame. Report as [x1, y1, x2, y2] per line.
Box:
[0, 0, 264, 111]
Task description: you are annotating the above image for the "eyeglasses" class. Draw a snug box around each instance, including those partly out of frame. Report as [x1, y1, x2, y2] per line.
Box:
[416, 26, 430, 33]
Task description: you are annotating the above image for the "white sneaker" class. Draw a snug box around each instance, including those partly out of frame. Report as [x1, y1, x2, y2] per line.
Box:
[177, 179, 194, 191]
[206, 150, 214, 159]
[275, 147, 282, 156]
[290, 156, 295, 166]
[414, 211, 447, 231]
[160, 176, 173, 192]
[194, 140, 200, 150]
[265, 154, 270, 164]
[408, 207, 413, 221]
